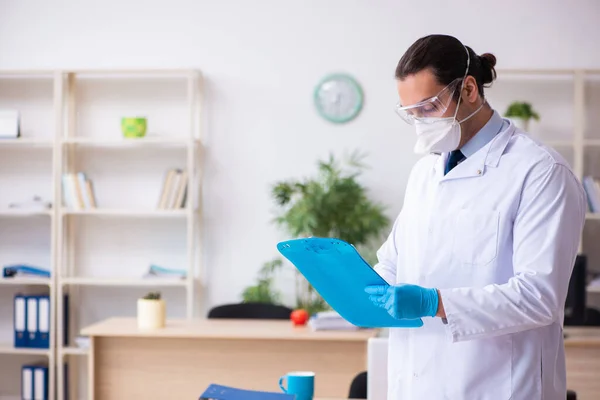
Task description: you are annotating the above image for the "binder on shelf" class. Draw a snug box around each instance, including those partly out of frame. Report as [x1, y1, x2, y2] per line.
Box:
[22, 365, 34, 400]
[38, 296, 50, 349]
[14, 294, 28, 348]
[33, 365, 49, 400]
[64, 363, 69, 400]
[26, 296, 39, 348]
[63, 293, 69, 346]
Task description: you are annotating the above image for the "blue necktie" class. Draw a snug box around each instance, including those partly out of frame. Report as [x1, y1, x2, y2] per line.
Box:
[445, 150, 465, 175]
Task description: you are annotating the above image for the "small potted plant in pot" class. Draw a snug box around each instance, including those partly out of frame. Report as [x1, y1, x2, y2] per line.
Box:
[504, 101, 540, 132]
[137, 291, 166, 330]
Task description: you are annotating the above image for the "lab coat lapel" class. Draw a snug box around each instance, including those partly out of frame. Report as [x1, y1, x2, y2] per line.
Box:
[439, 123, 516, 182]
[442, 154, 486, 181]
[433, 153, 447, 181]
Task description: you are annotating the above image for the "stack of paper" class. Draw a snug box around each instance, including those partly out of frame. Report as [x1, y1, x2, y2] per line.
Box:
[588, 276, 600, 290]
[308, 310, 359, 331]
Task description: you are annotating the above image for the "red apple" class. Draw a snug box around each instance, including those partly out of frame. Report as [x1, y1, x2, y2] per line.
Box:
[290, 309, 309, 326]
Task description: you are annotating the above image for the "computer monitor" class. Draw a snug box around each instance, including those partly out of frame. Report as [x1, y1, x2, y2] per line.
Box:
[564, 254, 587, 326]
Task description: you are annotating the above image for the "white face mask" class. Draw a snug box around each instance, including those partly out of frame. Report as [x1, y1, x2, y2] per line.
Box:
[411, 44, 484, 155]
[413, 98, 484, 155]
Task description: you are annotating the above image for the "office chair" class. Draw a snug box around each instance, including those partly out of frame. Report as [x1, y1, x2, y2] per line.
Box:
[348, 371, 367, 399]
[207, 302, 292, 320]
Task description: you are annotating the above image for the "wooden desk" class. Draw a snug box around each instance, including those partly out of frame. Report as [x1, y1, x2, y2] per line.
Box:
[82, 318, 377, 400]
[564, 327, 600, 400]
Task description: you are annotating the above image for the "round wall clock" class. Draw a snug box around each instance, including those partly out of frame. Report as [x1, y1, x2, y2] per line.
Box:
[314, 73, 364, 124]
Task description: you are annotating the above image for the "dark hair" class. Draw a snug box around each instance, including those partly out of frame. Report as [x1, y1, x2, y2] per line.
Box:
[395, 34, 497, 97]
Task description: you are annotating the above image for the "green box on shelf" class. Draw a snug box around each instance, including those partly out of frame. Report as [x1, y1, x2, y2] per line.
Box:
[121, 117, 147, 138]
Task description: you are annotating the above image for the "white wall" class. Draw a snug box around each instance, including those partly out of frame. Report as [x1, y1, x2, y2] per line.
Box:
[1, 0, 600, 313]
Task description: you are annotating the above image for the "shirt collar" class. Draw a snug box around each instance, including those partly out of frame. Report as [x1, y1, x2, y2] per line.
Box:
[460, 110, 505, 158]
[432, 113, 514, 180]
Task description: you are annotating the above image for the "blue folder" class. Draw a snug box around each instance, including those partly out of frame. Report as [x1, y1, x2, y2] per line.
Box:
[199, 384, 293, 400]
[3, 264, 51, 278]
[277, 237, 423, 328]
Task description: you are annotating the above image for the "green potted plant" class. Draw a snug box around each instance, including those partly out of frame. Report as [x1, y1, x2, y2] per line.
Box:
[255, 150, 390, 315]
[137, 291, 165, 330]
[504, 101, 540, 131]
[241, 258, 283, 304]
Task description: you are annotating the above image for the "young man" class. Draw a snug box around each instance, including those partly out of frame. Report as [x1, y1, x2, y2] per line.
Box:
[365, 34, 586, 400]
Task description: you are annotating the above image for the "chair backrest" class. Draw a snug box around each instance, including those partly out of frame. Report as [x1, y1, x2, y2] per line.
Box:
[207, 302, 293, 320]
[565, 254, 587, 326]
[348, 371, 367, 399]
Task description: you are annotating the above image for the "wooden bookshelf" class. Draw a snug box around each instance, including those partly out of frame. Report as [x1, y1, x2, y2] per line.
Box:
[0, 68, 204, 400]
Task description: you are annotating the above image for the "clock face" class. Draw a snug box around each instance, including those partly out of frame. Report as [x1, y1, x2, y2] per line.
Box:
[314, 74, 363, 123]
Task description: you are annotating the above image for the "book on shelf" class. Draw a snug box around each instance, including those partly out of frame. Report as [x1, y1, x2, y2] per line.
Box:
[582, 176, 600, 213]
[158, 168, 188, 209]
[62, 172, 97, 210]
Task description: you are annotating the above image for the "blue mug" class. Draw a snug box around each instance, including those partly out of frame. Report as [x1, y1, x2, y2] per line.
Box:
[279, 371, 314, 400]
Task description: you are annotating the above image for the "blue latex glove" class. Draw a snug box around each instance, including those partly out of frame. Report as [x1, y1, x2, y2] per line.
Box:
[364, 284, 439, 320]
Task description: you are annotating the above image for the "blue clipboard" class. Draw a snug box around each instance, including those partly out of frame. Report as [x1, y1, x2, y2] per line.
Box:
[277, 237, 423, 328]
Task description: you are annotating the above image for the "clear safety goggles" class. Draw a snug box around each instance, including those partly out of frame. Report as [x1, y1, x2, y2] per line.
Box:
[395, 77, 464, 125]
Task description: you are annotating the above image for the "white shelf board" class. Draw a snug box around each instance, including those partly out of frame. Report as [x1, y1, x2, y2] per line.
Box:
[60, 277, 188, 287]
[61, 208, 188, 218]
[0, 209, 52, 217]
[0, 138, 54, 147]
[61, 346, 89, 356]
[586, 213, 600, 220]
[0, 277, 52, 286]
[61, 136, 198, 147]
[68, 68, 198, 77]
[0, 343, 50, 356]
[584, 139, 600, 146]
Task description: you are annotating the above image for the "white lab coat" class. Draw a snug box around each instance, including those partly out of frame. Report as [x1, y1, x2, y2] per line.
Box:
[374, 121, 586, 400]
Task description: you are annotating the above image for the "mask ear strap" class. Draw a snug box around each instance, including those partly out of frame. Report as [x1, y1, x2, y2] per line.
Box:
[453, 45, 472, 120]
[463, 45, 470, 80]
